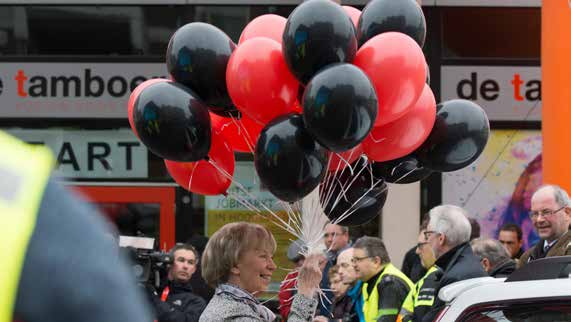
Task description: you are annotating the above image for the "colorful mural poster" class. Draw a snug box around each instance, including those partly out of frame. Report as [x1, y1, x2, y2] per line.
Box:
[205, 161, 297, 292]
[443, 130, 542, 250]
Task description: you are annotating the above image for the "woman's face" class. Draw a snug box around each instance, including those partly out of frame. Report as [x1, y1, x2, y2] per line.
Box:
[234, 247, 277, 294]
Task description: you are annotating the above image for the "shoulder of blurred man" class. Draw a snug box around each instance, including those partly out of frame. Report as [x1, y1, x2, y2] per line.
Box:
[489, 259, 516, 278]
[13, 178, 154, 322]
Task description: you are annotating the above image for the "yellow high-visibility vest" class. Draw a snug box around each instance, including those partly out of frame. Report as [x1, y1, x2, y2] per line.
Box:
[362, 263, 414, 322]
[398, 266, 440, 322]
[0, 131, 53, 322]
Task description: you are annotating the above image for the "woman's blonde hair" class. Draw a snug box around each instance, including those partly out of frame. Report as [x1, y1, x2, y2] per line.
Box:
[201, 222, 277, 288]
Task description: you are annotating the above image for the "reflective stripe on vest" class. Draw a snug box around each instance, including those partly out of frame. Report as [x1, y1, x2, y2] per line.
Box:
[398, 266, 440, 322]
[0, 131, 53, 322]
[362, 263, 414, 322]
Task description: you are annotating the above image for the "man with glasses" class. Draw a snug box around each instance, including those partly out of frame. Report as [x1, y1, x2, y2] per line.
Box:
[519, 185, 571, 267]
[398, 226, 442, 322]
[352, 236, 413, 322]
[420, 205, 486, 322]
[148, 243, 206, 322]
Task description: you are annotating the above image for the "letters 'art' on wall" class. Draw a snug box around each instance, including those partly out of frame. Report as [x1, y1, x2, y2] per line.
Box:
[443, 130, 542, 250]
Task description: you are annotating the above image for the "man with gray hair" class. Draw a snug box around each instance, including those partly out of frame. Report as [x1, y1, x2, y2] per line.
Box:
[421, 205, 486, 322]
[519, 184, 571, 267]
[471, 238, 516, 278]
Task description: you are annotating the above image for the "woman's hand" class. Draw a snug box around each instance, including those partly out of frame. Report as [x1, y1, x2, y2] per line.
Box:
[297, 254, 324, 298]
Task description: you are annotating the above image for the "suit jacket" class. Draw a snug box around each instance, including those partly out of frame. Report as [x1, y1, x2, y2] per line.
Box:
[518, 230, 571, 268]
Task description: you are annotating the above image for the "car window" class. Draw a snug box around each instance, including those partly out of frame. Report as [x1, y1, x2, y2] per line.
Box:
[459, 300, 571, 322]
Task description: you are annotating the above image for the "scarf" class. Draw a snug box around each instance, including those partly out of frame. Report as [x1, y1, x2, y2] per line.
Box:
[217, 283, 276, 321]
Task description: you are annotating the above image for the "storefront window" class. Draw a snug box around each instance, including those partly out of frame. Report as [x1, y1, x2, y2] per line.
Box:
[441, 7, 540, 60]
[0, 5, 298, 56]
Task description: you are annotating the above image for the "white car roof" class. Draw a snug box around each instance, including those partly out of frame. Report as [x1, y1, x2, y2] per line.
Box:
[439, 277, 571, 321]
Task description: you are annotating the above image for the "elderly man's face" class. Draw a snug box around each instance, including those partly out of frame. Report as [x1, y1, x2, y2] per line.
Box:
[337, 248, 357, 285]
[424, 225, 446, 259]
[530, 188, 571, 242]
[416, 230, 436, 269]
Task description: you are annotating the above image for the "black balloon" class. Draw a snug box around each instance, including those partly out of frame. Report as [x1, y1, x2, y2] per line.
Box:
[303, 63, 377, 152]
[358, 0, 426, 48]
[166, 22, 239, 117]
[371, 155, 433, 184]
[416, 99, 490, 172]
[321, 168, 388, 226]
[133, 81, 211, 162]
[255, 114, 329, 202]
[283, 0, 357, 84]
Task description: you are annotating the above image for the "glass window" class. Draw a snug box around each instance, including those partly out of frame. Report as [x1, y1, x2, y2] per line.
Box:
[0, 5, 299, 56]
[460, 300, 571, 322]
[96, 202, 160, 242]
[441, 7, 540, 60]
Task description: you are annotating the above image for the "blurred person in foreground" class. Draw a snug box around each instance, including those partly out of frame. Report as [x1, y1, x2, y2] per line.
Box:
[199, 222, 323, 321]
[353, 237, 413, 322]
[0, 131, 152, 322]
[148, 243, 206, 322]
[421, 205, 486, 322]
[519, 184, 571, 267]
[398, 226, 442, 322]
[470, 238, 516, 278]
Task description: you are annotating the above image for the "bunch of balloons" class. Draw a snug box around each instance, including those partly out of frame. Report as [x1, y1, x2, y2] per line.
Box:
[127, 0, 490, 226]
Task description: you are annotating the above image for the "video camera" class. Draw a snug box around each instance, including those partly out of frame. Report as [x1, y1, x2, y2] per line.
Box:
[119, 236, 173, 288]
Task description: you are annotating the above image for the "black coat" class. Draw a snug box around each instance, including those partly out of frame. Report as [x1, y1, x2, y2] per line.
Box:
[151, 280, 207, 322]
[489, 260, 516, 278]
[401, 246, 427, 283]
[421, 243, 487, 322]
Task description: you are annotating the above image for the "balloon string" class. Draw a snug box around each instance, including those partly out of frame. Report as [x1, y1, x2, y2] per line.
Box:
[187, 161, 198, 192]
[332, 178, 387, 225]
[207, 159, 301, 238]
[390, 160, 421, 184]
[230, 115, 256, 155]
[320, 151, 359, 213]
[324, 157, 369, 214]
[367, 132, 386, 144]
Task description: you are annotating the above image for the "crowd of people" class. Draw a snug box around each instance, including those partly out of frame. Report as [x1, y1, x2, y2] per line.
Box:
[6, 119, 571, 321]
[272, 184, 571, 322]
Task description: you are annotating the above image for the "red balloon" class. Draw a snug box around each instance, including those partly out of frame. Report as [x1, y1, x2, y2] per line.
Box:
[226, 38, 299, 125]
[343, 6, 361, 28]
[127, 78, 168, 138]
[165, 131, 235, 195]
[328, 144, 363, 172]
[239, 14, 287, 44]
[210, 112, 263, 153]
[363, 84, 436, 162]
[353, 32, 426, 126]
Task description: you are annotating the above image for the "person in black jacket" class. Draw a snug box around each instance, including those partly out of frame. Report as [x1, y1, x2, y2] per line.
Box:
[148, 243, 206, 322]
[470, 238, 516, 278]
[421, 205, 487, 322]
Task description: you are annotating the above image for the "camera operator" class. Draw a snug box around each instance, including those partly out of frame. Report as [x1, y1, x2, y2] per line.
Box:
[148, 243, 206, 322]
